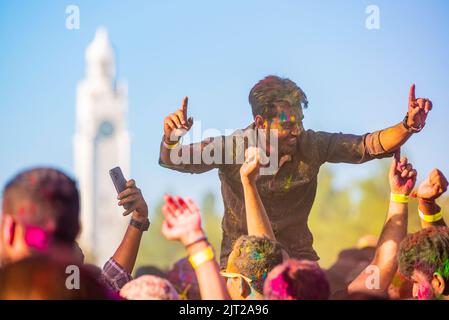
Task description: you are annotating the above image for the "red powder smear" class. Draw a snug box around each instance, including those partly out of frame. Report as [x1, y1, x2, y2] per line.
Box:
[28, 173, 37, 185]
[417, 284, 433, 300]
[24, 226, 48, 251]
[18, 206, 27, 217]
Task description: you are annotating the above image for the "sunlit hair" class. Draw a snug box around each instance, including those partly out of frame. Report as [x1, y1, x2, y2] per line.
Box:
[263, 259, 330, 300]
[248, 75, 308, 119]
[398, 226, 449, 295]
[227, 235, 283, 294]
[2, 167, 80, 244]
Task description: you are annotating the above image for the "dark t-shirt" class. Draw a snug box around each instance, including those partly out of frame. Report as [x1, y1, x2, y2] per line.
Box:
[159, 123, 391, 269]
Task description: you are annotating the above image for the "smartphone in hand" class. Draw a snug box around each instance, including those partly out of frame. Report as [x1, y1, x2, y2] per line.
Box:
[109, 166, 130, 210]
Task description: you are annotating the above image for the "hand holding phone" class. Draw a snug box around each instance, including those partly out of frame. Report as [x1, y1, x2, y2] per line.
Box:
[109, 167, 130, 210]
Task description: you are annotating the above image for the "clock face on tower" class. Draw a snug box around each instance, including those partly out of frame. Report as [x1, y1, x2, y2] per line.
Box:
[98, 121, 114, 138]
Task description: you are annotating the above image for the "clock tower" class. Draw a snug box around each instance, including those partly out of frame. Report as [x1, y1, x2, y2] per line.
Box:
[74, 28, 130, 265]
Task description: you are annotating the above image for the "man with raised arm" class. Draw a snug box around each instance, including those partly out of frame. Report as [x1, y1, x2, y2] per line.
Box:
[347, 151, 417, 298]
[159, 76, 433, 269]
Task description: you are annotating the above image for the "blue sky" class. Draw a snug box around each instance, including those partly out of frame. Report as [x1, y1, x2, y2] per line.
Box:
[1, 0, 448, 215]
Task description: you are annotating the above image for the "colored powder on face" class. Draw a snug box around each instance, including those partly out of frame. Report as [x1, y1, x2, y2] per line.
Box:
[269, 118, 281, 130]
[280, 111, 287, 123]
[290, 115, 296, 123]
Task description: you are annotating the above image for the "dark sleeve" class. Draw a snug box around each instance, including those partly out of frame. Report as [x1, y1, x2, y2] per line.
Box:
[158, 135, 227, 174]
[314, 130, 392, 164]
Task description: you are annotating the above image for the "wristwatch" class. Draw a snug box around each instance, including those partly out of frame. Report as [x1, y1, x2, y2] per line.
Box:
[402, 113, 424, 133]
[130, 217, 150, 231]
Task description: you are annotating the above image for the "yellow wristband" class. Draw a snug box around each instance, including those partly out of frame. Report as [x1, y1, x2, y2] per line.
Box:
[189, 246, 215, 270]
[163, 140, 180, 149]
[390, 193, 409, 203]
[418, 209, 443, 223]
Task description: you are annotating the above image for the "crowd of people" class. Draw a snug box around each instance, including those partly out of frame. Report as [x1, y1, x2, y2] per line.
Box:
[0, 148, 447, 300]
[1, 75, 448, 300]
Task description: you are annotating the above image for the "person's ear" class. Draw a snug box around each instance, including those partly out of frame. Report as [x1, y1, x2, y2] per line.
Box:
[431, 272, 446, 296]
[2, 215, 16, 246]
[254, 115, 265, 129]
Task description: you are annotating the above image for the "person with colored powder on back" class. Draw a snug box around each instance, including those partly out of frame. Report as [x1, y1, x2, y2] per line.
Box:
[159, 75, 433, 270]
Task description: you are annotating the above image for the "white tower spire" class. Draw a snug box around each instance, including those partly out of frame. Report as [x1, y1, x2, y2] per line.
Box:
[85, 27, 115, 82]
[74, 27, 130, 265]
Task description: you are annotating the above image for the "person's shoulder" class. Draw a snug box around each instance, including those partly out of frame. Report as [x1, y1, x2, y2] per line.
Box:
[299, 129, 333, 146]
[228, 123, 255, 137]
[301, 129, 341, 146]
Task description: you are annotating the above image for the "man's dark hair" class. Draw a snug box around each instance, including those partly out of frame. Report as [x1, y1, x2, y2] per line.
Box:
[229, 235, 284, 294]
[2, 167, 80, 244]
[248, 75, 308, 119]
[398, 226, 449, 294]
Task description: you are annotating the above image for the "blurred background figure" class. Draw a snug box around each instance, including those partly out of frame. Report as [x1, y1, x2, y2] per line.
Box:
[0, 255, 115, 300]
[119, 275, 179, 300]
[167, 257, 201, 300]
[135, 265, 168, 279]
[325, 235, 377, 295]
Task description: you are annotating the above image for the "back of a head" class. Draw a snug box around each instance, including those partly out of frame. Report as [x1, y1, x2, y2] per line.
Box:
[264, 259, 330, 300]
[2, 167, 80, 245]
[398, 226, 449, 293]
[227, 235, 284, 294]
[0, 255, 115, 299]
[135, 265, 168, 279]
[120, 275, 179, 300]
[248, 75, 308, 119]
[326, 247, 376, 293]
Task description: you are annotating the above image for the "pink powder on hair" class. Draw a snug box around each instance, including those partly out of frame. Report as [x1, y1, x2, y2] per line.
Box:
[24, 226, 49, 251]
[267, 273, 290, 299]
